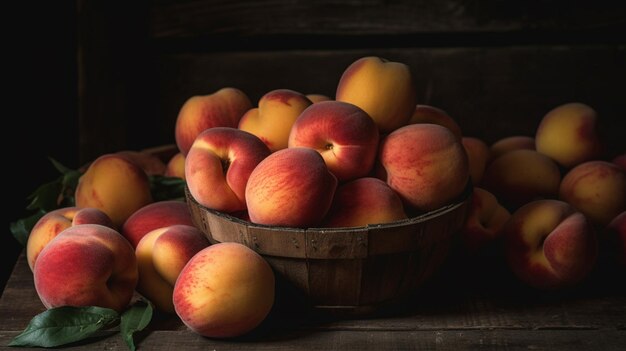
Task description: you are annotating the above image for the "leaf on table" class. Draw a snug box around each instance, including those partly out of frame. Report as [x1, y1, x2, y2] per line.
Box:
[9, 209, 46, 246]
[24, 158, 82, 212]
[120, 300, 154, 351]
[25, 178, 63, 212]
[149, 175, 186, 201]
[8, 306, 119, 348]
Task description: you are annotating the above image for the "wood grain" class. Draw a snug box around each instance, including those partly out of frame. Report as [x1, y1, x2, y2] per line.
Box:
[76, 1, 626, 163]
[150, 0, 626, 38]
[186, 183, 470, 308]
[2, 252, 625, 349]
[152, 46, 626, 157]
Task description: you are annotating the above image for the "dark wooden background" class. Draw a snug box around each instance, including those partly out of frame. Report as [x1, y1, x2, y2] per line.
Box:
[4, 0, 626, 293]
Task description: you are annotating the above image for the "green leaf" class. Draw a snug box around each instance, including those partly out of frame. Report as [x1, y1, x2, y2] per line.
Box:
[48, 157, 73, 175]
[25, 178, 63, 212]
[149, 175, 186, 201]
[8, 306, 119, 348]
[120, 300, 154, 351]
[23, 159, 81, 212]
[9, 209, 46, 246]
[59, 169, 82, 207]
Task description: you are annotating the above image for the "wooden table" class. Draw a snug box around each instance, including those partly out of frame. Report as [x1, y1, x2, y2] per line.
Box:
[2, 251, 625, 350]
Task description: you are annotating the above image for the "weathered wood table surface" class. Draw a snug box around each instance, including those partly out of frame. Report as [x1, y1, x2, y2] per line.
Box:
[2, 250, 625, 350]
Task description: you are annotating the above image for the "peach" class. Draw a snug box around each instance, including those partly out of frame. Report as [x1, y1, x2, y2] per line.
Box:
[489, 135, 535, 161]
[238, 89, 312, 152]
[33, 224, 138, 312]
[245, 147, 338, 227]
[173, 242, 275, 338]
[116, 150, 166, 176]
[559, 160, 626, 226]
[288, 101, 379, 181]
[306, 93, 331, 103]
[26, 207, 113, 271]
[503, 200, 597, 290]
[460, 187, 510, 254]
[164, 152, 186, 179]
[186, 127, 271, 213]
[121, 200, 194, 248]
[324, 177, 407, 227]
[175, 87, 252, 156]
[135, 225, 209, 313]
[336, 56, 416, 133]
[462, 137, 490, 185]
[535, 102, 602, 168]
[409, 105, 463, 140]
[75, 153, 153, 228]
[378, 123, 469, 212]
[481, 149, 561, 210]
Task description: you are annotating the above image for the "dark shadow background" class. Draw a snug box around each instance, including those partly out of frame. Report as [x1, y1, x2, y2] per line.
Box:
[3, 2, 78, 293]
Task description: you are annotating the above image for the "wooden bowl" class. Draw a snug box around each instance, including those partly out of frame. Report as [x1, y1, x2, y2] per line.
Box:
[186, 184, 471, 312]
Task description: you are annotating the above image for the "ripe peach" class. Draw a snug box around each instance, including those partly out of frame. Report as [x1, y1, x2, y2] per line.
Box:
[489, 135, 535, 162]
[336, 56, 416, 133]
[75, 154, 153, 228]
[378, 123, 469, 212]
[121, 200, 194, 248]
[288, 101, 379, 181]
[460, 187, 510, 254]
[462, 137, 490, 185]
[135, 225, 209, 313]
[26, 207, 113, 271]
[535, 102, 602, 168]
[238, 89, 312, 152]
[175, 87, 252, 156]
[324, 177, 407, 227]
[164, 152, 186, 179]
[186, 127, 271, 213]
[34, 224, 138, 312]
[503, 200, 597, 290]
[245, 148, 338, 227]
[173, 242, 275, 338]
[559, 160, 626, 226]
[481, 149, 561, 210]
[409, 105, 463, 140]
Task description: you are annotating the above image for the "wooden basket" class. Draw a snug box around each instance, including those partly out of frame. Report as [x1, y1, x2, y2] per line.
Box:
[186, 185, 471, 312]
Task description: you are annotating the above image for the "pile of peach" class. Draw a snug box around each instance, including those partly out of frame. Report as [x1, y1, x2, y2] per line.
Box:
[23, 56, 625, 340]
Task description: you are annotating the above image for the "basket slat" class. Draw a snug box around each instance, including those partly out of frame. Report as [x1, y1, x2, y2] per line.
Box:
[185, 185, 471, 311]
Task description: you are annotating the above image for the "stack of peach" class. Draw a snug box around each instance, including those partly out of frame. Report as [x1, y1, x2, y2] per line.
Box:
[461, 102, 625, 292]
[24, 56, 625, 339]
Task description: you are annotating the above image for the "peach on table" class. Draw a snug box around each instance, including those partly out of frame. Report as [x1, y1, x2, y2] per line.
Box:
[75, 153, 153, 228]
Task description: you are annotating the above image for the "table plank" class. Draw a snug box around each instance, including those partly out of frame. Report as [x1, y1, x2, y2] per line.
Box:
[1, 329, 625, 351]
[2, 251, 625, 350]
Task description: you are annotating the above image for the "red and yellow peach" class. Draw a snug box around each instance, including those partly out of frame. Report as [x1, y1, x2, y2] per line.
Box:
[503, 200, 597, 290]
[288, 101, 379, 181]
[135, 225, 209, 313]
[185, 127, 271, 213]
[173, 242, 275, 338]
[75, 153, 153, 228]
[175, 87, 252, 156]
[336, 56, 416, 133]
[378, 123, 469, 212]
[238, 89, 312, 152]
[33, 224, 138, 312]
[245, 148, 337, 227]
